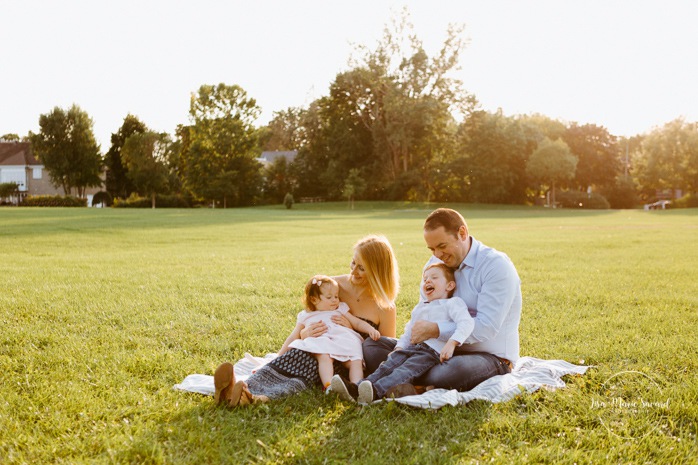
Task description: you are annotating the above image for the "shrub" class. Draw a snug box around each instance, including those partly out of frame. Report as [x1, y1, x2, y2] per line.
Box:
[671, 193, 698, 209]
[557, 190, 610, 209]
[283, 193, 294, 209]
[20, 195, 87, 207]
[602, 176, 639, 209]
[113, 194, 190, 208]
[92, 191, 113, 207]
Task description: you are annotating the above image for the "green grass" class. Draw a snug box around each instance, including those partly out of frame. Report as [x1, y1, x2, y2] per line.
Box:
[1, 203, 696, 464]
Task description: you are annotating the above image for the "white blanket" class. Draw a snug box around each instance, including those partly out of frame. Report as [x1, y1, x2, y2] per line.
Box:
[173, 354, 590, 410]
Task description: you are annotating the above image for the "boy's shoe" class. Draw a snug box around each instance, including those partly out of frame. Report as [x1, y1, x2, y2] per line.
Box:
[385, 383, 418, 399]
[330, 374, 358, 402]
[357, 380, 376, 405]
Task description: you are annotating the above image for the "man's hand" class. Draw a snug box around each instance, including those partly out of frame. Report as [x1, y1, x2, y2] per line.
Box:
[440, 340, 458, 363]
[410, 320, 439, 344]
[300, 321, 328, 339]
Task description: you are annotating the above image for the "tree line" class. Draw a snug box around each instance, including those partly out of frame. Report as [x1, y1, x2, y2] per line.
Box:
[5, 15, 696, 208]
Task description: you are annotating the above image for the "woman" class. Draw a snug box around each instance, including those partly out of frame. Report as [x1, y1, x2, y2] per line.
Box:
[214, 234, 399, 406]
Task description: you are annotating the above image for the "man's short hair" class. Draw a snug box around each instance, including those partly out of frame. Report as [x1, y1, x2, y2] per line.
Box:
[424, 208, 468, 238]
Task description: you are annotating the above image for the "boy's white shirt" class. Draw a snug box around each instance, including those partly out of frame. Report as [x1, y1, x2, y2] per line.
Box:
[397, 296, 474, 354]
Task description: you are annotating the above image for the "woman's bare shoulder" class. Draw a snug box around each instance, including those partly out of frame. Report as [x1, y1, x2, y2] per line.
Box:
[333, 274, 351, 288]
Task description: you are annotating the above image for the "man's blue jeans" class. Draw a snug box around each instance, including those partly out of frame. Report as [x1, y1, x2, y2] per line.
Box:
[363, 337, 511, 392]
[365, 343, 440, 399]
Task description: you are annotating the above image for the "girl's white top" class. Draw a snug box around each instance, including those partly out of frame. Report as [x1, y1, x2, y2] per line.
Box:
[288, 302, 364, 361]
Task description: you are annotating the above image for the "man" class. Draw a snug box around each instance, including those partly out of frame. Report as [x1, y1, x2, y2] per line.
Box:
[363, 208, 521, 391]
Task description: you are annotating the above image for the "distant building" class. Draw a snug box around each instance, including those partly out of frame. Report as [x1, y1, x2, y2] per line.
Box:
[256, 150, 297, 167]
[0, 141, 103, 205]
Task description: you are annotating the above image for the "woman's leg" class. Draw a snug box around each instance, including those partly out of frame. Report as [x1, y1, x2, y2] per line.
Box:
[363, 337, 397, 375]
[344, 359, 364, 384]
[315, 353, 334, 388]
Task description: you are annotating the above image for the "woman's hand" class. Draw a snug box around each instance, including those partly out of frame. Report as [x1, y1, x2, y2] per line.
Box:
[330, 313, 351, 329]
[300, 321, 328, 339]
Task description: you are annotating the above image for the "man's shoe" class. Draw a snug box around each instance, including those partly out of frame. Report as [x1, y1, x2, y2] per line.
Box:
[385, 383, 418, 398]
[358, 380, 376, 404]
[330, 374, 358, 402]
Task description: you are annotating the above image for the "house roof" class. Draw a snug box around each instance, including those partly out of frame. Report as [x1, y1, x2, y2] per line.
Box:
[258, 150, 297, 164]
[0, 142, 39, 166]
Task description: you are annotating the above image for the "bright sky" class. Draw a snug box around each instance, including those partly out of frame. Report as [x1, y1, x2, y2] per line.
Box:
[2, 0, 697, 150]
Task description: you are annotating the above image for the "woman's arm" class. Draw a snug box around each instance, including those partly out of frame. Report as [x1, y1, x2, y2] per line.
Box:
[344, 312, 380, 340]
[278, 323, 304, 355]
[378, 305, 397, 338]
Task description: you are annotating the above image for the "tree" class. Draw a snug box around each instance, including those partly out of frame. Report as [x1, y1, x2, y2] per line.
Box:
[562, 123, 620, 191]
[121, 132, 173, 208]
[263, 156, 297, 204]
[342, 168, 367, 209]
[634, 118, 698, 198]
[105, 114, 147, 199]
[0, 182, 19, 203]
[526, 138, 578, 207]
[30, 105, 102, 197]
[455, 110, 535, 204]
[179, 83, 263, 207]
[259, 108, 304, 151]
[350, 10, 475, 188]
[1, 133, 20, 142]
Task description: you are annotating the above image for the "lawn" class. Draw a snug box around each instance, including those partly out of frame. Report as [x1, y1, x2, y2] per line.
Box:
[1, 203, 696, 464]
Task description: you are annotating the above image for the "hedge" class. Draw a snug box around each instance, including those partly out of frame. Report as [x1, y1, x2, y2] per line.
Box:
[556, 190, 610, 209]
[113, 194, 191, 208]
[671, 193, 698, 209]
[20, 195, 87, 207]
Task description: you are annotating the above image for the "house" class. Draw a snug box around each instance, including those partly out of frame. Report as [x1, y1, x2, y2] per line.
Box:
[256, 150, 298, 167]
[0, 141, 103, 205]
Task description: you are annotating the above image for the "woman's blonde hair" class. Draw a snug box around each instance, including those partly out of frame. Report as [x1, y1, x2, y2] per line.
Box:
[303, 274, 337, 311]
[354, 235, 399, 309]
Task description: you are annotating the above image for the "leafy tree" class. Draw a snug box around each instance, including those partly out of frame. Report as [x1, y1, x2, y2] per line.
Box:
[105, 114, 147, 199]
[357, 12, 473, 183]
[526, 137, 578, 207]
[602, 174, 638, 209]
[179, 83, 263, 207]
[342, 168, 367, 209]
[121, 132, 174, 208]
[263, 156, 297, 204]
[1, 133, 20, 142]
[259, 108, 304, 151]
[455, 110, 535, 204]
[30, 105, 102, 197]
[562, 123, 620, 191]
[634, 118, 698, 197]
[0, 182, 19, 202]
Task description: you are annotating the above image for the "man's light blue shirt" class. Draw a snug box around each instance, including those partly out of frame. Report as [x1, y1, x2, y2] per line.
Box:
[421, 237, 521, 362]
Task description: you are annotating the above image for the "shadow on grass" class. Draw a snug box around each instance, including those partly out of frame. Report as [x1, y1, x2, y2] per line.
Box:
[145, 390, 492, 464]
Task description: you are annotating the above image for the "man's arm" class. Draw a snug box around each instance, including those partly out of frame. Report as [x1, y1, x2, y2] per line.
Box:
[463, 256, 520, 344]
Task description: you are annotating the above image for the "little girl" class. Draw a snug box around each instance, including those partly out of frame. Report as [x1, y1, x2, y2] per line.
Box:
[278, 274, 380, 391]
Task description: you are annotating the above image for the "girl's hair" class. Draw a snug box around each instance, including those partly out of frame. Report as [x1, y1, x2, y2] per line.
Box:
[303, 274, 337, 311]
[424, 263, 456, 297]
[354, 235, 400, 310]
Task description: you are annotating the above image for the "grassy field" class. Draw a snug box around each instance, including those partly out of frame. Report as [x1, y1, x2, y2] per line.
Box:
[1, 203, 696, 464]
